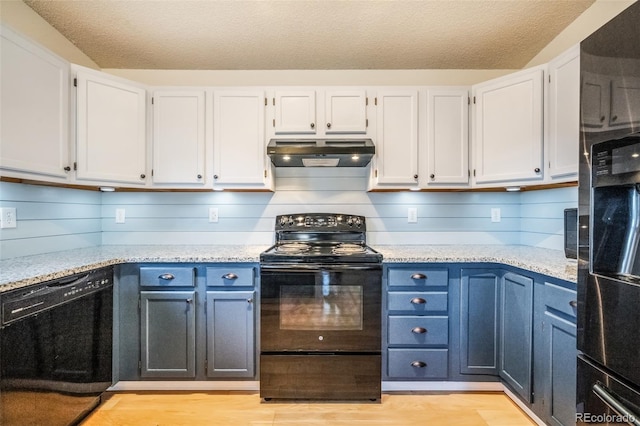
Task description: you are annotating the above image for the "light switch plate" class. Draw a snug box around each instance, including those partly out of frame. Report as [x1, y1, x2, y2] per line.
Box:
[115, 208, 126, 224]
[209, 207, 219, 223]
[491, 208, 501, 223]
[408, 208, 418, 223]
[0, 208, 17, 229]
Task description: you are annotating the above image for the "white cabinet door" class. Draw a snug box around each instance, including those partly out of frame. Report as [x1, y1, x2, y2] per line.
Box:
[213, 90, 270, 188]
[324, 90, 367, 134]
[152, 90, 206, 186]
[547, 46, 579, 181]
[425, 88, 469, 186]
[273, 90, 316, 134]
[0, 26, 70, 180]
[373, 90, 419, 186]
[473, 68, 544, 185]
[75, 68, 147, 185]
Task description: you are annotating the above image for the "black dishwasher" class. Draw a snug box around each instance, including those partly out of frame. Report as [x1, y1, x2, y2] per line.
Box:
[0, 267, 113, 426]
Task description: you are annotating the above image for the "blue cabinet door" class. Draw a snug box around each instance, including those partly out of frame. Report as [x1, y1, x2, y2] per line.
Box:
[140, 291, 196, 378]
[500, 272, 534, 402]
[206, 291, 255, 378]
[460, 269, 500, 375]
[545, 311, 577, 426]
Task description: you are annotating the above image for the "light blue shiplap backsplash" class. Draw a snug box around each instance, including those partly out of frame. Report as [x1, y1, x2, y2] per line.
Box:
[0, 181, 102, 259]
[0, 171, 578, 260]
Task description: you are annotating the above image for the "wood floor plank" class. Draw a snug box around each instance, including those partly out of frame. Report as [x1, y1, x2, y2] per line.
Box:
[80, 391, 536, 426]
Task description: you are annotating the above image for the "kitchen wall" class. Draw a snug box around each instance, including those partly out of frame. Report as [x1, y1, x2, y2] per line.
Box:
[0, 181, 102, 259]
[0, 175, 577, 260]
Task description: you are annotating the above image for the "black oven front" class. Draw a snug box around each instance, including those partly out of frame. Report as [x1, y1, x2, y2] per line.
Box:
[260, 263, 381, 400]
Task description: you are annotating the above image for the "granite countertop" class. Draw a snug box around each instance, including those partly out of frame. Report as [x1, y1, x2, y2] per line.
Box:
[0, 244, 577, 293]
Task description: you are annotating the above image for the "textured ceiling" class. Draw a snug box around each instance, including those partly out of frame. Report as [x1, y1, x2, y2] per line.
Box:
[23, 0, 596, 70]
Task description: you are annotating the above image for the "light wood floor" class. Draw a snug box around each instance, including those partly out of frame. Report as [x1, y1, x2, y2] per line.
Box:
[80, 391, 537, 426]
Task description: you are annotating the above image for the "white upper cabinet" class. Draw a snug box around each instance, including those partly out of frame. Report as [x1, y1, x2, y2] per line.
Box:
[371, 89, 419, 187]
[0, 25, 70, 180]
[324, 90, 367, 134]
[152, 90, 207, 187]
[75, 66, 147, 185]
[424, 88, 469, 187]
[547, 45, 579, 181]
[273, 90, 316, 134]
[472, 67, 544, 185]
[213, 90, 272, 189]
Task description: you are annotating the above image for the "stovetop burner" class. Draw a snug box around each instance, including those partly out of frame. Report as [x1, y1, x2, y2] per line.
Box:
[260, 213, 382, 264]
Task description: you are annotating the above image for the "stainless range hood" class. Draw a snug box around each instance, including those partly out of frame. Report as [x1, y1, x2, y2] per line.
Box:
[267, 139, 375, 167]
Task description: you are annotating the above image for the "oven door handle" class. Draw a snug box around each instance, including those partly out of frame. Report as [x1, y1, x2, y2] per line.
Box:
[593, 383, 640, 426]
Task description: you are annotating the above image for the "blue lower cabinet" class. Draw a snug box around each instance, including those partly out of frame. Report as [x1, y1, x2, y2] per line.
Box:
[539, 280, 577, 426]
[140, 291, 196, 378]
[384, 265, 450, 380]
[460, 269, 500, 375]
[206, 291, 255, 378]
[499, 272, 534, 403]
[388, 349, 448, 379]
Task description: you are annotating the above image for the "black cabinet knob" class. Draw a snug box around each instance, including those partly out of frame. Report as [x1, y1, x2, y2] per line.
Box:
[310, 123, 315, 129]
[410, 361, 427, 368]
[214, 175, 219, 179]
[197, 174, 202, 179]
[140, 173, 146, 179]
[63, 166, 71, 172]
[430, 174, 435, 179]
[327, 123, 331, 128]
[534, 168, 540, 173]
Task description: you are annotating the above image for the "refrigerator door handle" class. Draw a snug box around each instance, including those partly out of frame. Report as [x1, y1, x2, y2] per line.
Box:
[593, 383, 640, 426]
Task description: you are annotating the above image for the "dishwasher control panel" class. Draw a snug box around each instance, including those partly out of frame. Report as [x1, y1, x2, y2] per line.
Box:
[1, 267, 113, 325]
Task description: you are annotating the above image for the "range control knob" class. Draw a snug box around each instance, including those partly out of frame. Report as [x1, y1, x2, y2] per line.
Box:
[354, 217, 362, 228]
[346, 217, 354, 226]
[279, 216, 287, 227]
[288, 216, 294, 226]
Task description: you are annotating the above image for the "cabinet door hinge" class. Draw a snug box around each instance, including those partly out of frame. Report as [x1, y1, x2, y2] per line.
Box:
[374, 97, 378, 106]
[468, 96, 471, 105]
[264, 97, 267, 106]
[473, 96, 476, 104]
[366, 118, 369, 127]
[548, 75, 551, 84]
[468, 169, 471, 177]
[151, 97, 154, 105]
[272, 98, 275, 106]
[151, 169, 154, 177]
[264, 169, 267, 178]
[73, 78, 77, 87]
[138, 360, 141, 373]
[272, 118, 275, 127]
[473, 169, 476, 177]
[375, 169, 378, 178]
[366, 97, 369, 106]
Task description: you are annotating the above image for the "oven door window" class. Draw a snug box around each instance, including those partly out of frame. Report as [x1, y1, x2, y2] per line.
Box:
[280, 280, 363, 331]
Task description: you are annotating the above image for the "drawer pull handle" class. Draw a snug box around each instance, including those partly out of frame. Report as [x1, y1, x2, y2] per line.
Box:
[410, 298, 427, 305]
[569, 300, 577, 308]
[222, 273, 239, 280]
[411, 273, 427, 280]
[159, 273, 175, 281]
[411, 327, 428, 334]
[411, 361, 427, 368]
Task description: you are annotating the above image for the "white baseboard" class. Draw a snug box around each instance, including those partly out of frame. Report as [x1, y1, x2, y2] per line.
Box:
[381, 381, 504, 392]
[108, 381, 260, 392]
[503, 387, 546, 426]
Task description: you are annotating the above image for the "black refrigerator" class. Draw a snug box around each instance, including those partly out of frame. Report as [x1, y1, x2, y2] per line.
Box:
[577, 2, 640, 425]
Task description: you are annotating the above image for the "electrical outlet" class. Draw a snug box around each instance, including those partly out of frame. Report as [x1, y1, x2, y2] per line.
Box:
[408, 207, 418, 223]
[0, 208, 17, 229]
[115, 208, 126, 224]
[209, 207, 219, 223]
[491, 208, 501, 223]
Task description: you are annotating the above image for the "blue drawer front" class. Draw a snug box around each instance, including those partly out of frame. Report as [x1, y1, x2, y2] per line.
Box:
[139, 267, 196, 287]
[388, 268, 448, 287]
[388, 348, 448, 378]
[387, 291, 448, 313]
[206, 266, 255, 287]
[544, 281, 577, 319]
[388, 316, 449, 345]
